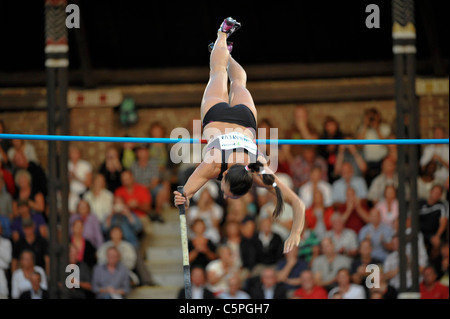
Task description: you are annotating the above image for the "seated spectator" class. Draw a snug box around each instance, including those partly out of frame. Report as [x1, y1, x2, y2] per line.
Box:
[304, 189, 334, 240]
[11, 219, 49, 274]
[367, 157, 400, 204]
[337, 187, 369, 235]
[298, 227, 321, 267]
[188, 181, 223, 245]
[311, 237, 352, 291]
[325, 213, 358, 257]
[417, 161, 446, 201]
[418, 184, 449, 259]
[291, 146, 328, 191]
[119, 138, 136, 170]
[318, 116, 344, 183]
[358, 207, 394, 263]
[218, 274, 251, 299]
[356, 108, 392, 185]
[19, 271, 49, 299]
[331, 162, 368, 208]
[96, 227, 138, 286]
[0, 119, 12, 168]
[275, 245, 308, 292]
[0, 160, 16, 196]
[0, 223, 12, 299]
[291, 269, 328, 299]
[12, 169, 45, 215]
[188, 219, 217, 270]
[114, 170, 151, 220]
[375, 185, 399, 228]
[350, 239, 382, 287]
[99, 145, 124, 193]
[103, 196, 143, 249]
[8, 138, 39, 165]
[65, 244, 93, 299]
[419, 266, 449, 299]
[432, 241, 449, 286]
[368, 266, 397, 299]
[83, 174, 114, 225]
[334, 136, 367, 179]
[68, 145, 93, 213]
[206, 245, 241, 296]
[10, 200, 47, 242]
[177, 266, 215, 299]
[248, 267, 287, 299]
[420, 127, 449, 184]
[298, 166, 333, 208]
[130, 143, 167, 223]
[0, 174, 13, 238]
[70, 219, 97, 269]
[328, 268, 366, 299]
[255, 218, 284, 269]
[11, 250, 47, 299]
[69, 200, 103, 249]
[92, 246, 130, 299]
[12, 150, 47, 198]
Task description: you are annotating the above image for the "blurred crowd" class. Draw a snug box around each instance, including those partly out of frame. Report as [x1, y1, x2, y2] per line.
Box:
[0, 106, 448, 300]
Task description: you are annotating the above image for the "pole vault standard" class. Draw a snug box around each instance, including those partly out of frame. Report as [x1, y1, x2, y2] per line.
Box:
[0, 134, 448, 145]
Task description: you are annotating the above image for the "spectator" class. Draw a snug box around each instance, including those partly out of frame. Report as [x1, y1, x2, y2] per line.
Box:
[70, 219, 97, 269]
[318, 116, 344, 183]
[8, 138, 39, 165]
[337, 187, 369, 235]
[177, 266, 215, 299]
[130, 143, 167, 223]
[83, 174, 114, 225]
[275, 245, 308, 292]
[304, 189, 334, 240]
[334, 135, 367, 178]
[206, 245, 241, 296]
[419, 266, 449, 299]
[221, 220, 255, 273]
[18, 271, 49, 299]
[325, 213, 358, 257]
[356, 108, 392, 185]
[11, 250, 47, 299]
[417, 161, 446, 201]
[12, 169, 45, 216]
[367, 157, 400, 204]
[291, 146, 328, 191]
[248, 267, 287, 299]
[375, 185, 399, 228]
[0, 160, 16, 196]
[188, 219, 217, 270]
[92, 246, 130, 299]
[188, 181, 223, 245]
[350, 239, 382, 287]
[114, 170, 151, 220]
[65, 244, 93, 299]
[297, 227, 321, 266]
[119, 137, 136, 170]
[10, 200, 47, 242]
[328, 268, 366, 299]
[420, 127, 449, 184]
[0, 120, 12, 168]
[11, 219, 49, 275]
[311, 237, 352, 291]
[432, 241, 449, 285]
[255, 217, 284, 269]
[418, 184, 449, 259]
[96, 226, 138, 286]
[99, 145, 124, 193]
[12, 150, 47, 198]
[358, 208, 394, 263]
[368, 266, 397, 299]
[331, 161, 368, 208]
[103, 196, 143, 249]
[298, 166, 333, 208]
[69, 199, 103, 249]
[218, 274, 251, 299]
[0, 223, 12, 299]
[68, 145, 93, 213]
[0, 174, 13, 238]
[291, 269, 328, 299]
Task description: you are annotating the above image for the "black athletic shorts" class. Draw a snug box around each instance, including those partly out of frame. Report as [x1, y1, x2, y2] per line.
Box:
[202, 102, 257, 133]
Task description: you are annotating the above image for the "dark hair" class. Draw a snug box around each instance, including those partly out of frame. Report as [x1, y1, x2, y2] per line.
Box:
[225, 161, 284, 219]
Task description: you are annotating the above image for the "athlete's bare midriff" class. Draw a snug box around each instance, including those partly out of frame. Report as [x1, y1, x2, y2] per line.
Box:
[203, 121, 256, 143]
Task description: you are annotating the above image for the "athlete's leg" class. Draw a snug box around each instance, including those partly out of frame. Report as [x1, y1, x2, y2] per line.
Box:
[228, 56, 257, 120]
[200, 31, 230, 120]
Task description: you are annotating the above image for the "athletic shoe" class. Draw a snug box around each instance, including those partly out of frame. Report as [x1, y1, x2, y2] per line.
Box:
[219, 17, 241, 37]
[208, 41, 233, 53]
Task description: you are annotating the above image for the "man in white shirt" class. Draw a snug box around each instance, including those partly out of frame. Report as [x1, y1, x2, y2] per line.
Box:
[420, 127, 449, 183]
[299, 166, 333, 208]
[68, 145, 93, 213]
